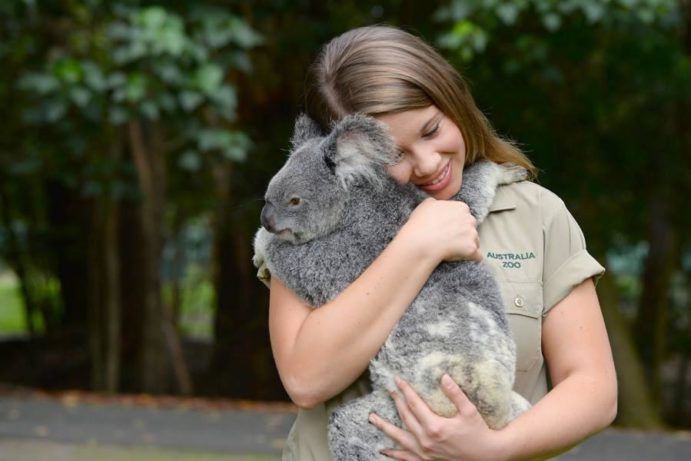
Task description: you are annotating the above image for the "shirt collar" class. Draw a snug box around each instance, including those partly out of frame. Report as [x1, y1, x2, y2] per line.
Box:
[488, 163, 525, 213]
[488, 187, 517, 213]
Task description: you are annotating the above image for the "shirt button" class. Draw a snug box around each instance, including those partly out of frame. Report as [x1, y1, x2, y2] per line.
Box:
[514, 296, 525, 308]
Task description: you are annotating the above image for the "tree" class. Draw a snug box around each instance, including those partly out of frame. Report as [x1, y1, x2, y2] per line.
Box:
[2, 0, 259, 393]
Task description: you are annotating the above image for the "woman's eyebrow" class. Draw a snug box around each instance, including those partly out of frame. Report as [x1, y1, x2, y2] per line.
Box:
[420, 112, 443, 134]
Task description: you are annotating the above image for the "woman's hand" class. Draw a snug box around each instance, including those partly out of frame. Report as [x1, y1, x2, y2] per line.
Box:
[368, 375, 508, 461]
[402, 198, 482, 263]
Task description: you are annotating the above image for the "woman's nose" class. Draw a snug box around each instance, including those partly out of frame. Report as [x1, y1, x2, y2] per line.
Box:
[409, 147, 438, 179]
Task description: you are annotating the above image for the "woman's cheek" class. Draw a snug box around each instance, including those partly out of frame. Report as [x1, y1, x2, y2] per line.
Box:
[386, 163, 411, 185]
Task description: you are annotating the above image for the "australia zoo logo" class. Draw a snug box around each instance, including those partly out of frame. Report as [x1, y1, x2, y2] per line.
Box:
[486, 251, 536, 269]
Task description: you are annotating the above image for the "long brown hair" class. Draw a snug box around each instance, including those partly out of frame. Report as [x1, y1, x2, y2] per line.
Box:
[305, 25, 537, 178]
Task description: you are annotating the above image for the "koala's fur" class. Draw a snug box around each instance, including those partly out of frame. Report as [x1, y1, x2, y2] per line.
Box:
[254, 113, 530, 460]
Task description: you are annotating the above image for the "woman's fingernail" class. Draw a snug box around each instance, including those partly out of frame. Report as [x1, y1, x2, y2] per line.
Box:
[442, 374, 453, 386]
[394, 376, 403, 386]
[369, 414, 377, 424]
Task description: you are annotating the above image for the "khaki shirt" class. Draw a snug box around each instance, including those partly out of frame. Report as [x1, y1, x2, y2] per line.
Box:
[255, 172, 606, 460]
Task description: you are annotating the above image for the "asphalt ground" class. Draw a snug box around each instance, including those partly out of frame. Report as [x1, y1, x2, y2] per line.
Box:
[0, 394, 690, 460]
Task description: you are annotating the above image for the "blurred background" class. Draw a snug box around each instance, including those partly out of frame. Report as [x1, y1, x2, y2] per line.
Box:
[0, 0, 688, 433]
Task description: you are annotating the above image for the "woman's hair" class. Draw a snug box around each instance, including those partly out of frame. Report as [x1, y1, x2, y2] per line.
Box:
[305, 25, 537, 178]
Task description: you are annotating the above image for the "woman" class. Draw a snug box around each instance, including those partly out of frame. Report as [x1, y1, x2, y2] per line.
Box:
[256, 25, 617, 460]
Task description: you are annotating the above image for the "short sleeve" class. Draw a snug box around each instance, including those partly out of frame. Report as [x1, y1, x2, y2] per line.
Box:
[541, 193, 605, 315]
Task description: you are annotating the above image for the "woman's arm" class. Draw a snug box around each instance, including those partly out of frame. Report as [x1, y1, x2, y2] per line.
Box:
[269, 199, 482, 409]
[370, 278, 617, 461]
[496, 277, 617, 460]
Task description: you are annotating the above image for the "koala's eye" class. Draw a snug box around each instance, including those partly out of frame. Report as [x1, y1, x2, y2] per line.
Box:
[288, 197, 302, 206]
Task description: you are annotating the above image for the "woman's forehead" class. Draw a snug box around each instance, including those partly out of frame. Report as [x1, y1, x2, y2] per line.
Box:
[375, 105, 441, 144]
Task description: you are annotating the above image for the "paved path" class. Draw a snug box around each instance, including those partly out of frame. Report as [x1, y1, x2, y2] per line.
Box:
[0, 395, 690, 460]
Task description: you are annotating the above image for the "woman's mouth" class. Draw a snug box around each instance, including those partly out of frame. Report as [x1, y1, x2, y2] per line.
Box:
[418, 162, 451, 193]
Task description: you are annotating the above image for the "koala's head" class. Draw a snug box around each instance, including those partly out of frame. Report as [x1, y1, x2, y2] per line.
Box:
[260, 113, 396, 244]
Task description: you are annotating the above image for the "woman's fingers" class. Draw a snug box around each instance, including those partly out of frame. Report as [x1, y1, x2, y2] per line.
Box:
[394, 376, 439, 430]
[380, 448, 422, 460]
[390, 388, 424, 436]
[369, 412, 419, 450]
[441, 374, 476, 416]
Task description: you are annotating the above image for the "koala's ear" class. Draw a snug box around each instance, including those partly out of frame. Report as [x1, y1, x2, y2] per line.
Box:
[290, 114, 324, 149]
[322, 113, 397, 189]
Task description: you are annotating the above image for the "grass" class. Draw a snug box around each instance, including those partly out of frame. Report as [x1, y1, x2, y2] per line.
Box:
[0, 272, 26, 335]
[163, 264, 215, 341]
[0, 268, 216, 340]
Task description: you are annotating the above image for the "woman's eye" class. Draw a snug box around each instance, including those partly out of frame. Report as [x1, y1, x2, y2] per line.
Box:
[422, 123, 440, 138]
[289, 197, 301, 206]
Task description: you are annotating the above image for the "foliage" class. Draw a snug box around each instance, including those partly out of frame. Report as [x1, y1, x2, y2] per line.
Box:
[437, 0, 680, 62]
[0, 273, 30, 334]
[16, 1, 260, 183]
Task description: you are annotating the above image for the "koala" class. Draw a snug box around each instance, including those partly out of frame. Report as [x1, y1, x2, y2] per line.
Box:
[254, 113, 531, 460]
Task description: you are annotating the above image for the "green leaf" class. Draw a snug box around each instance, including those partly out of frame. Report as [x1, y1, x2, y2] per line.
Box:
[107, 72, 127, 89]
[178, 150, 202, 171]
[179, 91, 203, 112]
[222, 132, 252, 162]
[125, 73, 147, 102]
[108, 106, 129, 125]
[155, 63, 183, 84]
[52, 58, 83, 84]
[45, 99, 67, 122]
[582, 2, 605, 23]
[496, 4, 520, 25]
[157, 92, 177, 113]
[211, 85, 237, 120]
[197, 128, 232, 151]
[8, 157, 42, 176]
[227, 17, 263, 48]
[69, 87, 91, 108]
[82, 62, 107, 92]
[193, 64, 224, 95]
[138, 6, 168, 31]
[542, 13, 562, 31]
[140, 101, 159, 120]
[18, 73, 59, 94]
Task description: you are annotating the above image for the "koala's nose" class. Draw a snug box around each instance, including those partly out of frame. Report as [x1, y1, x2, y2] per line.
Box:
[260, 203, 276, 233]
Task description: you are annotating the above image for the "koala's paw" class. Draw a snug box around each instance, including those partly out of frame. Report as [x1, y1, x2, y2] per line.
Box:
[252, 228, 271, 268]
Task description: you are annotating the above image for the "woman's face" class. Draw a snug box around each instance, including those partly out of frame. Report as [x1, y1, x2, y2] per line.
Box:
[376, 105, 466, 200]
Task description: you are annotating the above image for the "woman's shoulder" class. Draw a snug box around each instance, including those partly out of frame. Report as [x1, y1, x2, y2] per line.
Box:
[494, 175, 570, 224]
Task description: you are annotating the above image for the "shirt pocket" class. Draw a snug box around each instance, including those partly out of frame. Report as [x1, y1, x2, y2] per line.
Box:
[497, 280, 543, 373]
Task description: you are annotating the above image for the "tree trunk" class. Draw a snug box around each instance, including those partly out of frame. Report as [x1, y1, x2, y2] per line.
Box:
[598, 275, 664, 428]
[633, 194, 678, 399]
[87, 192, 121, 392]
[45, 180, 90, 332]
[128, 119, 170, 393]
[118, 198, 146, 391]
[209, 165, 275, 398]
[86, 135, 122, 393]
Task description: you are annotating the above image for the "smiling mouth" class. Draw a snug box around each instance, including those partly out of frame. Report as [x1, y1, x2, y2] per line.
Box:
[419, 162, 450, 188]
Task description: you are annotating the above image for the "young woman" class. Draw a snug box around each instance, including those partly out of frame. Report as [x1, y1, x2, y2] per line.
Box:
[256, 25, 617, 460]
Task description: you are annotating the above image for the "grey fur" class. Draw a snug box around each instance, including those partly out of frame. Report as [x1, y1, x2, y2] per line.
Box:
[254, 113, 530, 460]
